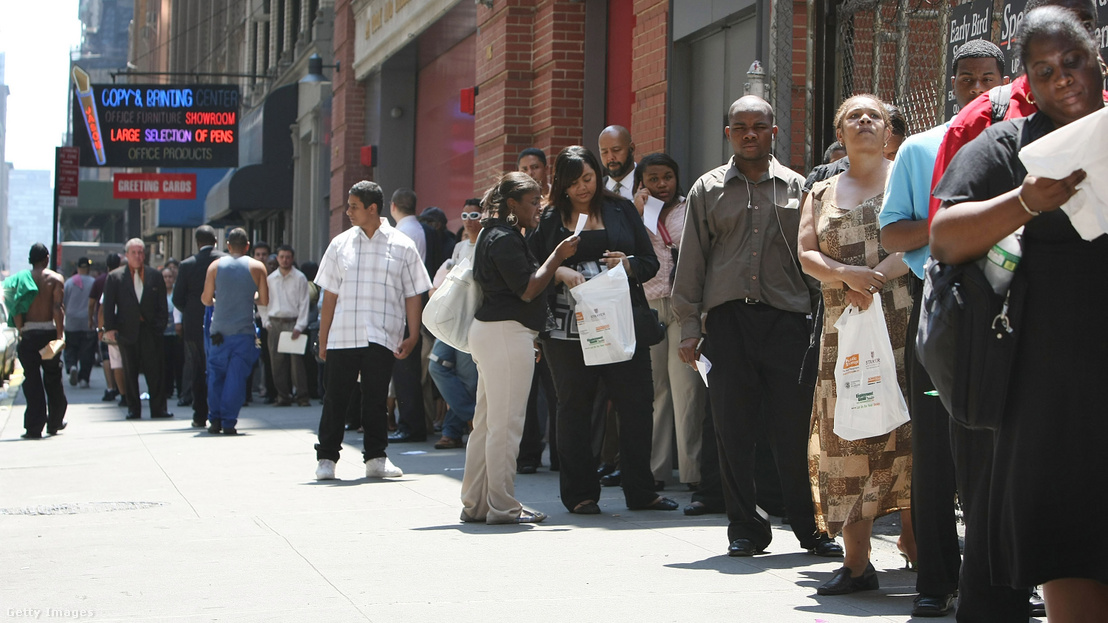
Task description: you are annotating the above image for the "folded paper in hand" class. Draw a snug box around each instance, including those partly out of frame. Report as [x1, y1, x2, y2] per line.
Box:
[277, 331, 308, 354]
[1019, 106, 1108, 241]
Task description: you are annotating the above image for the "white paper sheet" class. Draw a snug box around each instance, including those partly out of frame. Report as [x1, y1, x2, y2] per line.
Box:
[643, 195, 664, 235]
[1018, 106, 1108, 241]
[573, 213, 588, 237]
[695, 354, 712, 387]
[277, 331, 308, 355]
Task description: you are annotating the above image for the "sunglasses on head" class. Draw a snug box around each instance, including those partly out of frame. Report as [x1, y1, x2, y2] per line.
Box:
[461, 211, 482, 220]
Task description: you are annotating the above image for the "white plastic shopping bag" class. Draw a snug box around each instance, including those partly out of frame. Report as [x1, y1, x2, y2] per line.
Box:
[569, 263, 636, 366]
[832, 292, 910, 441]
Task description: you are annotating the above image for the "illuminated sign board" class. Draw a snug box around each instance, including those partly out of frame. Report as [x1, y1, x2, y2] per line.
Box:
[113, 173, 198, 200]
[71, 70, 239, 168]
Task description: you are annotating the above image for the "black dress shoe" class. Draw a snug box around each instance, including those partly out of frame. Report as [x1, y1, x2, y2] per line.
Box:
[571, 501, 601, 515]
[653, 480, 665, 491]
[516, 464, 538, 474]
[596, 462, 617, 477]
[208, 424, 223, 434]
[638, 497, 678, 511]
[388, 431, 426, 443]
[600, 470, 621, 487]
[222, 427, 238, 435]
[806, 538, 845, 557]
[47, 422, 68, 435]
[817, 562, 879, 595]
[191, 420, 206, 428]
[20, 431, 44, 440]
[683, 501, 724, 516]
[126, 413, 141, 420]
[727, 539, 765, 557]
[912, 593, 955, 617]
[152, 412, 174, 419]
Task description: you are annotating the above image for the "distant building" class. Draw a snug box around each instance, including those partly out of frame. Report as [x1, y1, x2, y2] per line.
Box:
[0, 53, 9, 274]
[7, 170, 53, 270]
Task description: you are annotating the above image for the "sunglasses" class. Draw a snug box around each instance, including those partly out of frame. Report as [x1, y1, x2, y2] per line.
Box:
[461, 211, 482, 220]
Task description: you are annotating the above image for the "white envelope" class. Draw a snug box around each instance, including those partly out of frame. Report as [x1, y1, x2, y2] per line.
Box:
[643, 195, 664, 235]
[1018, 106, 1108, 241]
[277, 331, 308, 355]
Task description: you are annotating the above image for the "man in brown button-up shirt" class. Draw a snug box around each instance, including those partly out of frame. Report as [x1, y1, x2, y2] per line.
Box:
[672, 95, 838, 559]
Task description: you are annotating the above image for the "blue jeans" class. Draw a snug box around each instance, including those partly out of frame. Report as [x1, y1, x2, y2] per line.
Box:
[207, 333, 260, 427]
[427, 339, 478, 439]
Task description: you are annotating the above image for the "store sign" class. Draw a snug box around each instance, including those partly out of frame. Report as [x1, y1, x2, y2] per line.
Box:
[113, 173, 198, 200]
[56, 147, 80, 208]
[353, 0, 454, 77]
[70, 70, 239, 168]
[945, 0, 993, 120]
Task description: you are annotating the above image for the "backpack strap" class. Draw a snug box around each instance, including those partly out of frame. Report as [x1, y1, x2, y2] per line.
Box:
[988, 84, 1012, 123]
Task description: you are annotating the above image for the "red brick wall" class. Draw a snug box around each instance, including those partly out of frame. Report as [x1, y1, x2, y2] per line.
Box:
[474, 0, 586, 195]
[328, 0, 370, 237]
[630, 0, 668, 156]
[790, 0, 808, 170]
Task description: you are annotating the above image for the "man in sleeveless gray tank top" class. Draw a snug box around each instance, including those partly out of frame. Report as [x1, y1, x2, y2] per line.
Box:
[201, 228, 270, 435]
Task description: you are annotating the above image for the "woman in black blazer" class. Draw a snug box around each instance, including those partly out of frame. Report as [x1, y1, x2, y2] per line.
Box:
[530, 146, 677, 514]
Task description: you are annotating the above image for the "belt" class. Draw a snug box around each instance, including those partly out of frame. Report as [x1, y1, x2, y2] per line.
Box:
[741, 297, 761, 305]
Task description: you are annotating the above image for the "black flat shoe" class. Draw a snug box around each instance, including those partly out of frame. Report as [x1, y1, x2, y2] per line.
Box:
[683, 501, 724, 516]
[727, 538, 765, 557]
[571, 501, 601, 515]
[152, 412, 174, 419]
[388, 431, 426, 443]
[596, 462, 617, 477]
[516, 464, 538, 474]
[208, 424, 222, 434]
[191, 420, 206, 428]
[816, 562, 879, 595]
[222, 427, 238, 435]
[639, 497, 678, 511]
[47, 422, 67, 435]
[912, 593, 955, 617]
[126, 413, 141, 420]
[600, 470, 621, 487]
[20, 432, 43, 440]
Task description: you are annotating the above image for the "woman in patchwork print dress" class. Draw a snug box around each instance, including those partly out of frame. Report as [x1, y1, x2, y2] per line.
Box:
[798, 94, 915, 597]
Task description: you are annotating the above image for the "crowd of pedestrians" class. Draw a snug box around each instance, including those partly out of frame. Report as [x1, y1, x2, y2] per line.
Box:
[5, 2, 1106, 619]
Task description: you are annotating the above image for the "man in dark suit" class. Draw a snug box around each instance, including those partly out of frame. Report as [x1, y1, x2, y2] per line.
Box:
[103, 238, 172, 420]
[173, 225, 224, 428]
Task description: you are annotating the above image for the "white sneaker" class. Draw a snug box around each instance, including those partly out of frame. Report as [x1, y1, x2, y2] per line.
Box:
[315, 459, 336, 480]
[78, 380, 90, 389]
[365, 457, 403, 478]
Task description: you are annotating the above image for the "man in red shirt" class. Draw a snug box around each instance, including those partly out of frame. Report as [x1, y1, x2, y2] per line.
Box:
[927, 0, 1103, 223]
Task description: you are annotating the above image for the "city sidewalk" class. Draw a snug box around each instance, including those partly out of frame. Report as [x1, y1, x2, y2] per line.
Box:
[1, 368, 1005, 623]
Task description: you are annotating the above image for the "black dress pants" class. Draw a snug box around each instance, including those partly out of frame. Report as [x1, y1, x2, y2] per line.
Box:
[690, 399, 725, 511]
[905, 278, 962, 597]
[119, 324, 168, 418]
[392, 328, 426, 439]
[542, 337, 657, 510]
[63, 330, 97, 382]
[703, 300, 822, 550]
[951, 423, 1030, 621]
[519, 356, 555, 468]
[315, 344, 395, 463]
[183, 338, 208, 423]
[18, 330, 68, 434]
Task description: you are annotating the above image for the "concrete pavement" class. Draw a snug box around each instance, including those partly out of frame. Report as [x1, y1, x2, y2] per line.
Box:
[0, 368, 1016, 623]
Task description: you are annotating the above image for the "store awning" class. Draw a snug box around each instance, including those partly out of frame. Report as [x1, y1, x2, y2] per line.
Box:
[204, 83, 297, 222]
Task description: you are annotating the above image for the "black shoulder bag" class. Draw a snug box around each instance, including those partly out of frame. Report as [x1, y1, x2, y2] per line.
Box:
[915, 256, 1026, 430]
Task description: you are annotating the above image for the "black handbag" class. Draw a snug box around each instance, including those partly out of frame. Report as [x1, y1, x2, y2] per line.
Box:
[629, 281, 666, 347]
[915, 257, 1026, 430]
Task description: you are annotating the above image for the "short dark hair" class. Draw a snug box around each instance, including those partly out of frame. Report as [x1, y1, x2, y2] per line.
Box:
[106, 253, 122, 270]
[391, 188, 417, 216]
[952, 39, 1005, 75]
[300, 261, 319, 281]
[252, 240, 270, 253]
[480, 172, 541, 226]
[822, 141, 846, 164]
[550, 146, 609, 222]
[1018, 6, 1100, 74]
[276, 244, 294, 256]
[885, 103, 909, 137]
[464, 197, 482, 208]
[28, 243, 49, 265]
[632, 153, 683, 200]
[349, 180, 383, 214]
[195, 224, 217, 246]
[228, 228, 250, 250]
[517, 147, 547, 166]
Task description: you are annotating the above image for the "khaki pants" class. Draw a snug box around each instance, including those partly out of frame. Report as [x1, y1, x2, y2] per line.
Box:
[649, 297, 705, 483]
[461, 320, 537, 523]
[266, 317, 307, 402]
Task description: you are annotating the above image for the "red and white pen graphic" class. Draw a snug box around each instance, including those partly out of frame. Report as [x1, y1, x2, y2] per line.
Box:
[72, 66, 106, 165]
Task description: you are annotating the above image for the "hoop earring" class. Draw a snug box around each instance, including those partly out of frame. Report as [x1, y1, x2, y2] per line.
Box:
[505, 212, 519, 227]
[1027, 92, 1035, 106]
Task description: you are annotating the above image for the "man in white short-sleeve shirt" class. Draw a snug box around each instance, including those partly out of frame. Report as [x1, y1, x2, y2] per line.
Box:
[312, 180, 431, 481]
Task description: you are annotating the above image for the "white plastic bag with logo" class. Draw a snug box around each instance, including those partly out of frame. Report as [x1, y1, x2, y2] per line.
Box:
[832, 292, 910, 441]
[569, 263, 636, 366]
